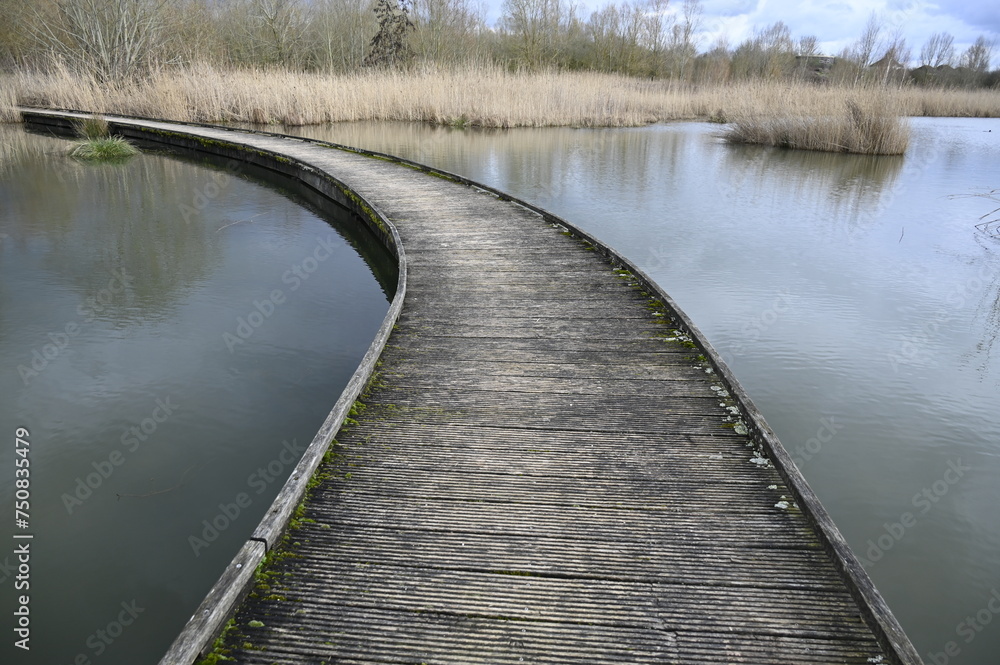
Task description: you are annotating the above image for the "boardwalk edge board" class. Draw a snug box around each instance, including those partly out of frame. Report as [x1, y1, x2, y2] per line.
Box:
[18, 108, 923, 665]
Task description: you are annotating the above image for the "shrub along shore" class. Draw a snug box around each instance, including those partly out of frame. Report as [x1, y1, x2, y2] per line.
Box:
[3, 63, 998, 154]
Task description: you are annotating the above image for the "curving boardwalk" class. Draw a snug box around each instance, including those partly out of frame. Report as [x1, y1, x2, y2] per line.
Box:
[22, 109, 923, 665]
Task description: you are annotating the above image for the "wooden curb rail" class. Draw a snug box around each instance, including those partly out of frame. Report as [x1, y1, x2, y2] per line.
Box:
[20, 108, 923, 665]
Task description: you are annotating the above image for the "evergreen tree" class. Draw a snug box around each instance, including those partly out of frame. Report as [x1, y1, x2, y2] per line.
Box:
[364, 0, 414, 67]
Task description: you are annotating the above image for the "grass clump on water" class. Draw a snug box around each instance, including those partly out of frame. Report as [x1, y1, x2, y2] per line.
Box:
[722, 86, 910, 155]
[69, 115, 139, 161]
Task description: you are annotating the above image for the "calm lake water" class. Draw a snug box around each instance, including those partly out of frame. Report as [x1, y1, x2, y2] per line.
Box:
[0, 125, 394, 664]
[285, 118, 1000, 665]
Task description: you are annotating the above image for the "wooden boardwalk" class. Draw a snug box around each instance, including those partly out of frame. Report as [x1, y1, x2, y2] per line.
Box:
[23, 110, 922, 665]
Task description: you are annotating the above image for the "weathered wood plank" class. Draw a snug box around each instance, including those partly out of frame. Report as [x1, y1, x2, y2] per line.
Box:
[258, 564, 873, 636]
[300, 494, 821, 544]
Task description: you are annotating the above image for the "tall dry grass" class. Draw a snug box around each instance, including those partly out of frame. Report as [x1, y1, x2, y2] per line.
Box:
[4, 62, 710, 127]
[721, 83, 912, 155]
[0, 78, 17, 123]
[898, 87, 1000, 117]
[2, 62, 998, 138]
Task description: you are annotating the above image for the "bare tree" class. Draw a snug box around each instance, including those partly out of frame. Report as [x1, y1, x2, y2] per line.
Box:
[957, 35, 997, 87]
[637, 0, 671, 75]
[213, 0, 308, 67]
[159, 0, 228, 66]
[309, 0, 376, 72]
[730, 21, 794, 80]
[584, 0, 672, 76]
[852, 12, 883, 67]
[844, 10, 884, 85]
[693, 35, 730, 84]
[961, 35, 996, 73]
[919, 32, 955, 68]
[248, 0, 309, 67]
[792, 35, 820, 80]
[618, 1, 647, 74]
[31, 0, 171, 82]
[797, 35, 818, 57]
[665, 0, 701, 80]
[587, 3, 624, 72]
[876, 28, 910, 87]
[500, 0, 572, 68]
[410, 0, 486, 65]
[0, 0, 38, 65]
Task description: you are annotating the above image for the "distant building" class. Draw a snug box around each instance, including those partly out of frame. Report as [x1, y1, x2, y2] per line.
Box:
[795, 55, 835, 72]
[868, 55, 907, 74]
[795, 55, 835, 82]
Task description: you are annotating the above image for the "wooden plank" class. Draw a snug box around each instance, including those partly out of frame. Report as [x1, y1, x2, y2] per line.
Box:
[299, 494, 821, 545]
[250, 564, 873, 636]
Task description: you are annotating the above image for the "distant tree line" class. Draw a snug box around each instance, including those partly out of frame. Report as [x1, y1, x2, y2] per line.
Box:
[0, 0, 996, 88]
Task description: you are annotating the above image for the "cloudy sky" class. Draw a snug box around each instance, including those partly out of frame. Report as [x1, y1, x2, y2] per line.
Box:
[484, 0, 1000, 65]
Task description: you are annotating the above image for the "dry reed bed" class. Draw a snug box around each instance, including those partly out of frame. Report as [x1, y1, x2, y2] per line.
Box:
[720, 83, 913, 154]
[899, 87, 1000, 117]
[2, 64, 997, 147]
[4, 64, 697, 127]
[0, 81, 17, 123]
